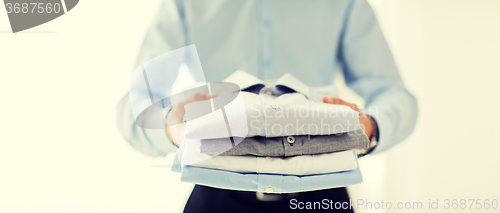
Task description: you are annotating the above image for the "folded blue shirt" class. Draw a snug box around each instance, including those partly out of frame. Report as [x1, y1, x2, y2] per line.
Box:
[172, 143, 363, 193]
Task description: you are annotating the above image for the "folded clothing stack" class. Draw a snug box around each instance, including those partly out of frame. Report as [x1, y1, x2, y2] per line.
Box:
[172, 71, 369, 193]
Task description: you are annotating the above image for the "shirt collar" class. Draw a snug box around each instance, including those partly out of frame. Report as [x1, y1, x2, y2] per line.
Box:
[223, 70, 311, 99]
[274, 73, 311, 99]
[223, 70, 264, 90]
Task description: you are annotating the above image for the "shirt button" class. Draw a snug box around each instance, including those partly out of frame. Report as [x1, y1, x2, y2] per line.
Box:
[271, 104, 279, 109]
[265, 187, 274, 193]
[265, 156, 274, 162]
[265, 91, 273, 96]
[287, 136, 295, 144]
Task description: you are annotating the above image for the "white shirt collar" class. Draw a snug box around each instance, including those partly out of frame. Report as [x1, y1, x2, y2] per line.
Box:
[223, 70, 311, 98]
[223, 70, 264, 90]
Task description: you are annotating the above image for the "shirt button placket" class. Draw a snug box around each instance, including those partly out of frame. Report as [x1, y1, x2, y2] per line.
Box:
[258, 0, 273, 79]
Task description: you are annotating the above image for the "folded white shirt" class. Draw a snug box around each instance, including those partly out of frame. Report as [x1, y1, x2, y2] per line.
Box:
[193, 150, 358, 176]
[184, 91, 360, 140]
[183, 71, 361, 140]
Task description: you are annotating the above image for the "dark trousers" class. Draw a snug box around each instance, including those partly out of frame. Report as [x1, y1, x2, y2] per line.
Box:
[184, 185, 354, 213]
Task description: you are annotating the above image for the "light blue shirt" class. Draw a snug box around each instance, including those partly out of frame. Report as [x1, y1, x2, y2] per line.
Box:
[117, 0, 418, 157]
[171, 140, 362, 193]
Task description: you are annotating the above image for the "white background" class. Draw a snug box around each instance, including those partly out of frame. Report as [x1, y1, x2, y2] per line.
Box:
[1, 0, 499, 212]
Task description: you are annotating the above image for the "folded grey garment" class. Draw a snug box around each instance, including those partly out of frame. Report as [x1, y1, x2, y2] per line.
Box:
[200, 129, 370, 157]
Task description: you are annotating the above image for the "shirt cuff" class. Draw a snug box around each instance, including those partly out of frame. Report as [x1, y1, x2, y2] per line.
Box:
[364, 103, 395, 155]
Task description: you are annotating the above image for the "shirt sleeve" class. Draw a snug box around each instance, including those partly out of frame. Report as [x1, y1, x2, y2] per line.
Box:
[339, 0, 418, 155]
[116, 0, 187, 157]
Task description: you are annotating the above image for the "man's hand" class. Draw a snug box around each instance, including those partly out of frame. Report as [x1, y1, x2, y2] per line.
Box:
[166, 93, 212, 146]
[322, 96, 375, 139]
